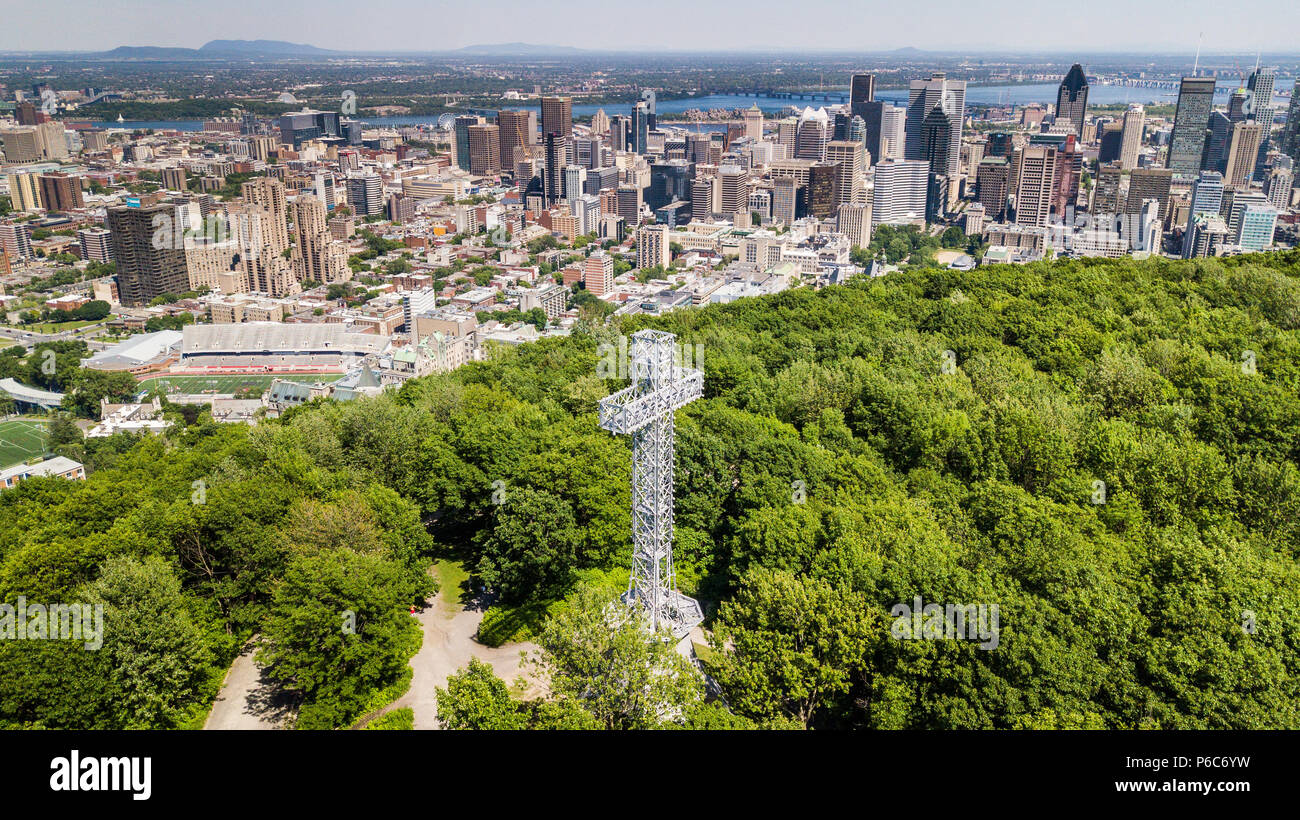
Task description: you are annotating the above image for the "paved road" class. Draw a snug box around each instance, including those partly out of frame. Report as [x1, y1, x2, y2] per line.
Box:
[381, 585, 541, 730]
[203, 641, 297, 730]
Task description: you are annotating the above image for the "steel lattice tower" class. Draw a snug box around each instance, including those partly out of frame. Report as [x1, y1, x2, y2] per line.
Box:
[598, 329, 703, 638]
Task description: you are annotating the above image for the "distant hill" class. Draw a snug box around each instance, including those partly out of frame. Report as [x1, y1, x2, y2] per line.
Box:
[453, 42, 588, 56]
[99, 45, 206, 59]
[95, 40, 338, 60]
[199, 40, 339, 57]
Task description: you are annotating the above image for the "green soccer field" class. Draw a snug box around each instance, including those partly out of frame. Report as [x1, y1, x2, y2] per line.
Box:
[138, 374, 344, 395]
[0, 418, 50, 468]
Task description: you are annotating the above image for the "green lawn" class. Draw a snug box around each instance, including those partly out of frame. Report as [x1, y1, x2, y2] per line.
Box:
[0, 418, 50, 468]
[434, 559, 470, 613]
[5, 317, 114, 334]
[139, 373, 344, 395]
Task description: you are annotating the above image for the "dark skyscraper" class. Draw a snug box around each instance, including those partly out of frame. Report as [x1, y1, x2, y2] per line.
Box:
[1169, 77, 1217, 175]
[1056, 64, 1089, 136]
[543, 132, 568, 205]
[849, 73, 876, 120]
[631, 102, 650, 154]
[453, 115, 479, 171]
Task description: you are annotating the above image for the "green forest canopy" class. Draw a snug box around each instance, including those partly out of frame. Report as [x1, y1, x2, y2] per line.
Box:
[2, 250, 1299, 729]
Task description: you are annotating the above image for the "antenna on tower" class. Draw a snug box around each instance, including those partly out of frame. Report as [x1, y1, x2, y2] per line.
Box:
[1193, 33, 1203, 75]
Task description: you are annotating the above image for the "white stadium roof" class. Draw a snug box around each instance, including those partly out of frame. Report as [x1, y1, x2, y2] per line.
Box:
[182, 322, 386, 356]
[83, 330, 184, 369]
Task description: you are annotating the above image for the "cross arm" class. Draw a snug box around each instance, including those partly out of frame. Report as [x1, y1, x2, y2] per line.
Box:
[597, 370, 703, 435]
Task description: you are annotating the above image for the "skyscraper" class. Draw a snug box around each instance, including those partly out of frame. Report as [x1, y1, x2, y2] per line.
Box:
[107, 201, 189, 306]
[919, 104, 957, 180]
[544, 133, 568, 205]
[849, 73, 876, 120]
[1182, 171, 1225, 258]
[540, 97, 573, 143]
[825, 140, 866, 210]
[1281, 78, 1300, 162]
[975, 157, 1011, 221]
[467, 123, 501, 175]
[1056, 64, 1089, 136]
[1125, 167, 1174, 222]
[1120, 104, 1145, 170]
[1223, 121, 1264, 188]
[453, 115, 480, 171]
[794, 107, 831, 161]
[1013, 145, 1056, 227]
[871, 159, 929, 227]
[906, 73, 965, 178]
[807, 162, 839, 219]
[630, 102, 650, 154]
[743, 104, 764, 141]
[1168, 77, 1217, 175]
[345, 173, 383, 216]
[1247, 66, 1276, 125]
[1092, 162, 1124, 215]
[496, 110, 534, 170]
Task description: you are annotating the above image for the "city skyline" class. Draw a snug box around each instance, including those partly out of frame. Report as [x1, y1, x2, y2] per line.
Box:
[3, 0, 1300, 54]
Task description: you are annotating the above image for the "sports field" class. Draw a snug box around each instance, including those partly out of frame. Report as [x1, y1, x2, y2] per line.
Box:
[0, 418, 50, 468]
[139, 373, 344, 394]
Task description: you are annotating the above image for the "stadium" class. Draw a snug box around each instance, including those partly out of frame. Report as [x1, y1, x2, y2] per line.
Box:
[176, 323, 389, 374]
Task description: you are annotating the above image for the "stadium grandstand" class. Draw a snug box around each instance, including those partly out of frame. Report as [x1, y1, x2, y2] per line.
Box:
[176, 323, 388, 374]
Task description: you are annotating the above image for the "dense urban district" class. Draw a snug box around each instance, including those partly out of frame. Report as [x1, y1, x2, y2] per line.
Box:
[0, 45, 1297, 730]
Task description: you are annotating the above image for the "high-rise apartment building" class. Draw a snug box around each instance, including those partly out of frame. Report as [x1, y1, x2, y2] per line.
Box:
[636, 225, 670, 271]
[77, 227, 113, 264]
[37, 173, 83, 212]
[584, 251, 616, 294]
[107, 202, 190, 306]
[6, 171, 42, 212]
[345, 173, 383, 217]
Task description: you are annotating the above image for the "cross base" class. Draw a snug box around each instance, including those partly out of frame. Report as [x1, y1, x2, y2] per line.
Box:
[625, 588, 704, 640]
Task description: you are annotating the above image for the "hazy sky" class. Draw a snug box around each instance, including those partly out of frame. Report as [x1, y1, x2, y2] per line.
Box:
[4, 0, 1299, 54]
